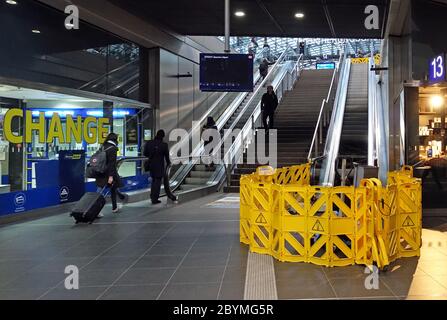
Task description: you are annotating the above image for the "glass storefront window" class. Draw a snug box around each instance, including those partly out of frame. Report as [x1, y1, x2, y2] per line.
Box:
[0, 0, 144, 102]
[0, 84, 152, 200]
[0, 108, 10, 193]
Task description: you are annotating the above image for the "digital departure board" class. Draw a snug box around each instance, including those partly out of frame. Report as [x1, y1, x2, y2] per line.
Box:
[200, 53, 254, 92]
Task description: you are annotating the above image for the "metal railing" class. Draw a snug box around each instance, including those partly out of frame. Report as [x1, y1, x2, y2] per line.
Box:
[319, 53, 352, 186]
[368, 55, 389, 184]
[307, 53, 344, 160]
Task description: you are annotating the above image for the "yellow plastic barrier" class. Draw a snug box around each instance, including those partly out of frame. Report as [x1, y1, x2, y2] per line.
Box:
[351, 54, 381, 65]
[240, 164, 422, 269]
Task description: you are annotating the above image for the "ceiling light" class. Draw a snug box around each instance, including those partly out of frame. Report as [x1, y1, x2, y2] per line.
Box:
[295, 12, 305, 19]
[32, 29, 41, 34]
[6, 0, 18, 5]
[65, 22, 75, 28]
[235, 11, 245, 17]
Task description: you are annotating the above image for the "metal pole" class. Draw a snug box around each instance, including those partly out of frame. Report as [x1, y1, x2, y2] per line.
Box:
[225, 0, 230, 53]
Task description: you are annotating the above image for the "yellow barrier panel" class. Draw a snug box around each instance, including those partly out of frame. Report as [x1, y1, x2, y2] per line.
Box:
[351, 54, 381, 65]
[240, 163, 422, 269]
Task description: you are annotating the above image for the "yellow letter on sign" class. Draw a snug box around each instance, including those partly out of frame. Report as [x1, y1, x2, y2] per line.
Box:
[3, 108, 23, 144]
[25, 110, 46, 144]
[97, 118, 110, 144]
[83, 117, 97, 144]
[66, 115, 82, 144]
[47, 113, 65, 143]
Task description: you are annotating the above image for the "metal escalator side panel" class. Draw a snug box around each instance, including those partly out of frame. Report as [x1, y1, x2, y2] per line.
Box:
[319, 59, 352, 186]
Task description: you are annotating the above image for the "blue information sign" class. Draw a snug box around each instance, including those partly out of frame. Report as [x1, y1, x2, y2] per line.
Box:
[316, 62, 336, 70]
[429, 53, 446, 83]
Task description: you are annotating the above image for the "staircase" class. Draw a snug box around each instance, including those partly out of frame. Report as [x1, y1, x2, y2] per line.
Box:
[224, 69, 334, 193]
[339, 63, 369, 160]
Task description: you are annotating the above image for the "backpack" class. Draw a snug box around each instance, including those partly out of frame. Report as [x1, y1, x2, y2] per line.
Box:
[86, 146, 114, 178]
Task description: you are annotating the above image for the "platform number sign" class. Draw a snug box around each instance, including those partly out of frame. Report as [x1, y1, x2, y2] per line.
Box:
[429, 54, 446, 83]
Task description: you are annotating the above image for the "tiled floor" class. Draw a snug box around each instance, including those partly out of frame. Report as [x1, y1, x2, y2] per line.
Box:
[275, 222, 447, 300]
[1, 194, 447, 300]
[0, 194, 246, 300]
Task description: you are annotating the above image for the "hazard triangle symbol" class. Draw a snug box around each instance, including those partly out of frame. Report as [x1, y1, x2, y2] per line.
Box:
[256, 213, 267, 224]
[312, 220, 325, 232]
[402, 215, 415, 227]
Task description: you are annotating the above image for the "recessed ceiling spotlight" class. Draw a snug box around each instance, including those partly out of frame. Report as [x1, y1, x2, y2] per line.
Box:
[32, 29, 41, 34]
[235, 11, 245, 17]
[65, 22, 75, 28]
[6, 0, 18, 5]
[295, 12, 305, 19]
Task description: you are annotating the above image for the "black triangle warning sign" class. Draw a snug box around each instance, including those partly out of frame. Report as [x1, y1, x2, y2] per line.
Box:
[402, 215, 415, 227]
[312, 220, 325, 232]
[256, 213, 268, 224]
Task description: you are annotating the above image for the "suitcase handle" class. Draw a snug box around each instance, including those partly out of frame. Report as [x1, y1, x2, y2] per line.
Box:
[97, 183, 116, 197]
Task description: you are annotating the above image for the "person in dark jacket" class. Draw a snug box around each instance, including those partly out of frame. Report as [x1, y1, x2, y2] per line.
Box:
[261, 85, 279, 130]
[259, 59, 275, 82]
[144, 130, 171, 204]
[202, 117, 218, 170]
[96, 133, 128, 215]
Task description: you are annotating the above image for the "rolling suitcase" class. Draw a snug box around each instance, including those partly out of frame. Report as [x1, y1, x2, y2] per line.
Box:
[70, 187, 108, 224]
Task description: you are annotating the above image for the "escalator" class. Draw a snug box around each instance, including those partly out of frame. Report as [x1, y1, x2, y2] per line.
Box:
[115, 47, 302, 202]
[319, 55, 386, 187]
[169, 47, 302, 200]
[175, 56, 283, 193]
[338, 63, 369, 162]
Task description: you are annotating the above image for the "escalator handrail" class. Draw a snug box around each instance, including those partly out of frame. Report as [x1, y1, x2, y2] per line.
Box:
[307, 53, 344, 161]
[319, 55, 352, 186]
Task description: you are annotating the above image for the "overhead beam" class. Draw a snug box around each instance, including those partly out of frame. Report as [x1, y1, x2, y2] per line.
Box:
[255, 0, 285, 35]
[321, 0, 336, 38]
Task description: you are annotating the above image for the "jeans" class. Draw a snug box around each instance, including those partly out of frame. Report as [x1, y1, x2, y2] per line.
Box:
[98, 185, 126, 210]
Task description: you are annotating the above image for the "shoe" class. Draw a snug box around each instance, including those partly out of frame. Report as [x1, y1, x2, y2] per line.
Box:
[97, 213, 104, 218]
[112, 208, 120, 214]
[152, 200, 162, 205]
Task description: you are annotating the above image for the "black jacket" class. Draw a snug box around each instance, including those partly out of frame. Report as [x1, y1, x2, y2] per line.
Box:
[96, 140, 122, 188]
[144, 138, 171, 178]
[202, 124, 218, 146]
[261, 92, 279, 113]
[259, 61, 275, 76]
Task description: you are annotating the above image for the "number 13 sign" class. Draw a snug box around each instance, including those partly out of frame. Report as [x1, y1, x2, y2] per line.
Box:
[429, 54, 446, 83]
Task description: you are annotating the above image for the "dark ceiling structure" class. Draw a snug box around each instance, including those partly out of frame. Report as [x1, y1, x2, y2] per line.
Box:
[109, 0, 390, 39]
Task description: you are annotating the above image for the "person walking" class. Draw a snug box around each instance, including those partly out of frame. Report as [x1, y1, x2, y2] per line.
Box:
[95, 133, 128, 215]
[202, 117, 218, 170]
[144, 130, 171, 204]
[259, 59, 269, 81]
[261, 85, 279, 131]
